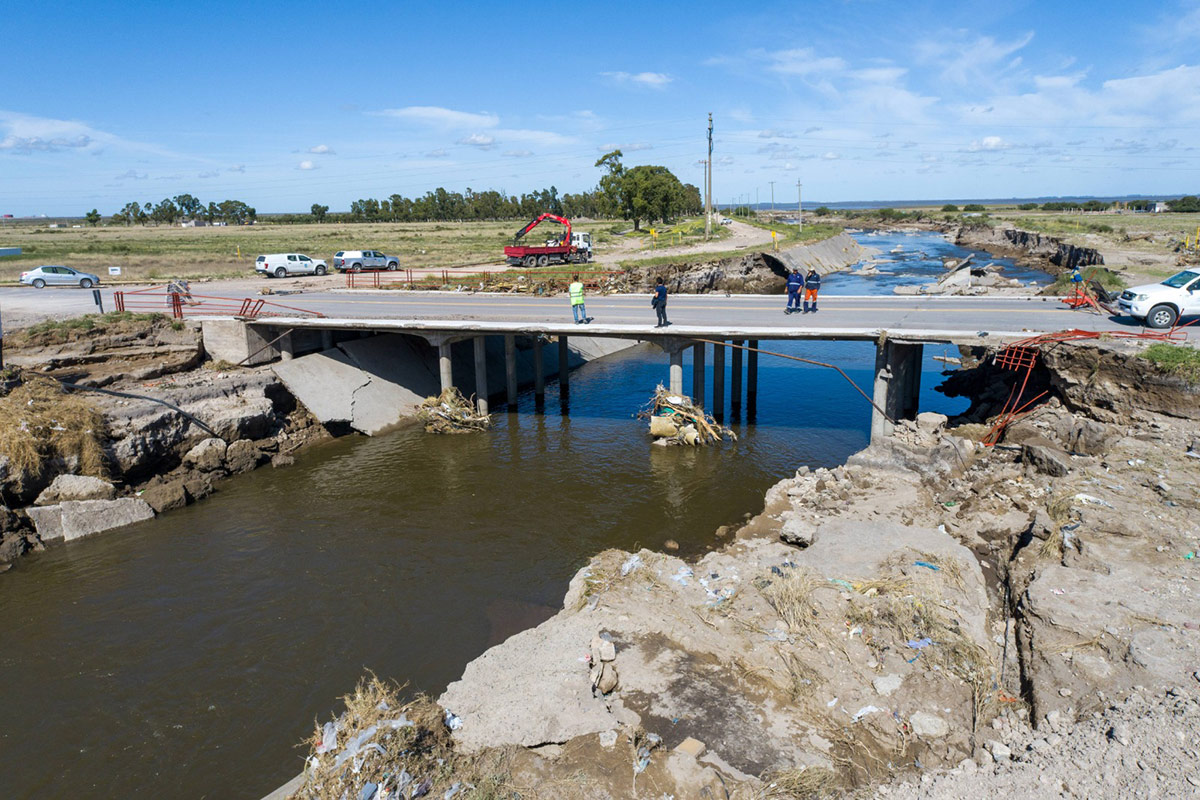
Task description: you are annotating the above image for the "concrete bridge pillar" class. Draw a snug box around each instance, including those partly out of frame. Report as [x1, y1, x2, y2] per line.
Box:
[438, 341, 453, 393]
[278, 331, 294, 361]
[557, 336, 569, 394]
[504, 335, 517, 408]
[712, 341, 725, 422]
[730, 339, 743, 417]
[474, 336, 489, 416]
[320, 330, 333, 351]
[533, 338, 545, 401]
[747, 340, 759, 416]
[871, 339, 923, 441]
[692, 343, 706, 408]
[658, 338, 690, 397]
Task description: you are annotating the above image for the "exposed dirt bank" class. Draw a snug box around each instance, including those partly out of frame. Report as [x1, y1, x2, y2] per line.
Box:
[0, 315, 327, 570]
[289, 338, 1200, 799]
[628, 232, 874, 294]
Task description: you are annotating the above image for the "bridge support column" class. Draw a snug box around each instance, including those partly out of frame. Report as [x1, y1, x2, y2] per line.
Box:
[474, 336, 489, 416]
[533, 338, 545, 401]
[730, 340, 743, 417]
[669, 349, 684, 395]
[747, 339, 758, 416]
[278, 332, 294, 361]
[871, 340, 923, 442]
[504, 335, 517, 408]
[712, 341, 725, 422]
[438, 342, 453, 393]
[557, 336, 569, 393]
[692, 343, 706, 407]
[320, 330, 333, 351]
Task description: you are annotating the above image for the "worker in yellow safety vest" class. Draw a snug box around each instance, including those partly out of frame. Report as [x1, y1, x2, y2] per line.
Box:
[569, 275, 591, 324]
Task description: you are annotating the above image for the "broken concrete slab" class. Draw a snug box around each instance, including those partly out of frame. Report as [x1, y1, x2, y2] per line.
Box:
[27, 498, 155, 543]
[35, 474, 116, 505]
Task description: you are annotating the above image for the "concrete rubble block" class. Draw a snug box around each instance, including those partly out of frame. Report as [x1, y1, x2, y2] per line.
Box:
[779, 513, 817, 548]
[183, 475, 214, 503]
[200, 319, 278, 366]
[674, 736, 707, 758]
[140, 480, 189, 514]
[590, 634, 617, 663]
[27, 498, 155, 543]
[910, 711, 951, 739]
[591, 662, 619, 695]
[224, 440, 263, 474]
[916, 411, 948, 435]
[873, 673, 903, 697]
[183, 437, 228, 472]
[35, 474, 116, 505]
[1021, 438, 1071, 477]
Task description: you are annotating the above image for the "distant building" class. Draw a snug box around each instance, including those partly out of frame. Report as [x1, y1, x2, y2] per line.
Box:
[180, 219, 207, 228]
[1153, 202, 1168, 213]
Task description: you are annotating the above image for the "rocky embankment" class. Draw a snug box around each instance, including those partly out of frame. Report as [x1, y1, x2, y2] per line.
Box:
[0, 318, 325, 570]
[630, 232, 873, 294]
[952, 224, 1105, 274]
[289, 338, 1200, 799]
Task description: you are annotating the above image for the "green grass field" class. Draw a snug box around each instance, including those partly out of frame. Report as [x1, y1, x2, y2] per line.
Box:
[0, 219, 619, 282]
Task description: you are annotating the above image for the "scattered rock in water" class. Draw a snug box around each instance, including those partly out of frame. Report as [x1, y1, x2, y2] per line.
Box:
[224, 440, 262, 474]
[141, 480, 189, 514]
[271, 453, 295, 468]
[26, 498, 155, 543]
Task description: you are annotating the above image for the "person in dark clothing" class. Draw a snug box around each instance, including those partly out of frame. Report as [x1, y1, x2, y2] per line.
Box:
[785, 268, 804, 314]
[803, 269, 821, 313]
[651, 277, 669, 327]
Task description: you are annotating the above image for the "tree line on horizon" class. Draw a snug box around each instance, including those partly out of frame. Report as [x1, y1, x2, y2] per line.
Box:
[82, 151, 703, 229]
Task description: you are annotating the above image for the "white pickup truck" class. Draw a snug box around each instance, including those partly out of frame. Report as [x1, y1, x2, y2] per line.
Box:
[1117, 269, 1200, 328]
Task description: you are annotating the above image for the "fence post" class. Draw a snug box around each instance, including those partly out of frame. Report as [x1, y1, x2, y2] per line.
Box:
[114, 291, 125, 312]
[170, 292, 183, 319]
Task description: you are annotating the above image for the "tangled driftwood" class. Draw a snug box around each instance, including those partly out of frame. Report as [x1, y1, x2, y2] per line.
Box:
[416, 387, 492, 434]
[641, 384, 736, 446]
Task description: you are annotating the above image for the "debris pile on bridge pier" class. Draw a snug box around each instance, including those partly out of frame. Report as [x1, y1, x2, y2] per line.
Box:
[416, 388, 492, 434]
[643, 385, 736, 446]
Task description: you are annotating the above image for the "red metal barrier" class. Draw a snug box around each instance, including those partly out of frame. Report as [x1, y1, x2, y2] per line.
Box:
[107, 290, 323, 319]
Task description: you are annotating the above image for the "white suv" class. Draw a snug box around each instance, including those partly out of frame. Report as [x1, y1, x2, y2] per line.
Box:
[255, 253, 328, 278]
[333, 250, 400, 272]
[1117, 269, 1200, 328]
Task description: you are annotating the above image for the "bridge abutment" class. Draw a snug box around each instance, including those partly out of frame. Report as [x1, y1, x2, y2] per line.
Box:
[871, 339, 923, 442]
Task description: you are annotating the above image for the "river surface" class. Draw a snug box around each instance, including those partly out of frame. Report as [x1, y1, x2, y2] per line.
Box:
[0, 232, 1043, 799]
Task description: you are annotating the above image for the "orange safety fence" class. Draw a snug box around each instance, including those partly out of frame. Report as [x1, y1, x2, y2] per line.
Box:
[982, 323, 1193, 446]
[112, 290, 324, 320]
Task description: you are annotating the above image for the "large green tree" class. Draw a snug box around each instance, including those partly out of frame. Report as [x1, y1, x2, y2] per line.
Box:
[84, 209, 101, 226]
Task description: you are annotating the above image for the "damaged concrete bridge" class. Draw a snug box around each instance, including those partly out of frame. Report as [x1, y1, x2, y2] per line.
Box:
[197, 292, 1138, 440]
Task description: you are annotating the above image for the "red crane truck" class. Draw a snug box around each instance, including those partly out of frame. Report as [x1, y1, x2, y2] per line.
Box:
[503, 213, 592, 267]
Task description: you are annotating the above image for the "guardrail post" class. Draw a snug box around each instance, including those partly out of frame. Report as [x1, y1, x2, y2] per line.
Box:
[170, 292, 183, 319]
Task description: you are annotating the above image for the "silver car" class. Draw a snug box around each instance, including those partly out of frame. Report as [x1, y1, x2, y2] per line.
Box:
[19, 265, 102, 289]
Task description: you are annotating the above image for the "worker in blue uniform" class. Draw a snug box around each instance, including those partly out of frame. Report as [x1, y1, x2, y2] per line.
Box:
[785, 268, 804, 314]
[803, 269, 821, 313]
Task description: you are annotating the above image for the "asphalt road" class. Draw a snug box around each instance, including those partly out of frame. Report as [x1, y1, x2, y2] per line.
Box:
[0, 284, 1166, 341]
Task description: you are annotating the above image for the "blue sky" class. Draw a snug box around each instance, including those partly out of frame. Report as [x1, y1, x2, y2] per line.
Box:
[2, 0, 1199, 215]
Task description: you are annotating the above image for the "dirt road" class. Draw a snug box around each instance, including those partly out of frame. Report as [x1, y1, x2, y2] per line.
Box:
[593, 219, 774, 265]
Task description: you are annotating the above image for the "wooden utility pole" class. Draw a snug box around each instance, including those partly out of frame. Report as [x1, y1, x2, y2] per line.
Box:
[705, 113, 713, 239]
[797, 180, 803, 232]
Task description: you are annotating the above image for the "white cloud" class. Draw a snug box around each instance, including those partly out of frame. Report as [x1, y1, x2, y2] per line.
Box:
[308, 144, 335, 154]
[375, 106, 499, 128]
[967, 135, 1010, 152]
[600, 142, 653, 152]
[763, 48, 846, 77]
[915, 30, 1034, 87]
[821, 151, 840, 160]
[227, 164, 246, 173]
[494, 128, 574, 147]
[297, 160, 316, 170]
[0, 134, 91, 152]
[425, 149, 448, 158]
[502, 149, 533, 158]
[602, 71, 673, 88]
[458, 133, 495, 149]
[197, 170, 220, 178]
[115, 169, 147, 180]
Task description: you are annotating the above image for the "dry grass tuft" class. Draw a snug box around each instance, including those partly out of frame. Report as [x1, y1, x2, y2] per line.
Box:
[756, 765, 840, 799]
[1038, 528, 1065, 560]
[0, 375, 107, 480]
[293, 671, 518, 800]
[760, 567, 822, 634]
[776, 648, 822, 701]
